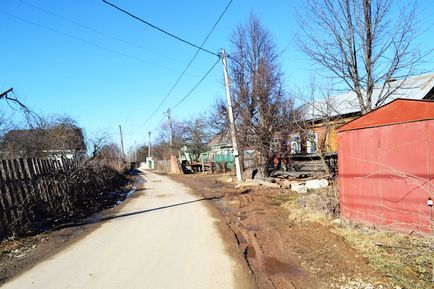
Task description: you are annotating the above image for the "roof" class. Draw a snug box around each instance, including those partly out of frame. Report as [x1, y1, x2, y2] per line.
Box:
[301, 73, 434, 121]
[207, 132, 232, 148]
[337, 99, 434, 132]
[2, 127, 87, 151]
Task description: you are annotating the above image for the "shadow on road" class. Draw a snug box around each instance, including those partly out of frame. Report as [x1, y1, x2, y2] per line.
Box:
[53, 196, 224, 230]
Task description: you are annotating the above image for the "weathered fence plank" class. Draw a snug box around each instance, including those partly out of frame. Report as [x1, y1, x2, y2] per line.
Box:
[0, 156, 128, 241]
[0, 157, 76, 239]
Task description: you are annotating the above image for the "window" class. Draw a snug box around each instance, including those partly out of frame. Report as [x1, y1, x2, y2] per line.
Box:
[306, 131, 318, 153]
[290, 134, 301, 154]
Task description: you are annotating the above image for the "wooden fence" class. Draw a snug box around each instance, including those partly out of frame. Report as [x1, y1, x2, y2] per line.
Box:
[0, 157, 127, 240]
[0, 157, 76, 239]
[155, 160, 171, 174]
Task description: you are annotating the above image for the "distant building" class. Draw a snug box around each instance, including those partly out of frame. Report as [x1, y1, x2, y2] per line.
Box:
[0, 127, 87, 160]
[200, 133, 235, 171]
[293, 73, 434, 156]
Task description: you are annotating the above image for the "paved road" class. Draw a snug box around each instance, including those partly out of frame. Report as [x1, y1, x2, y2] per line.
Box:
[3, 170, 244, 289]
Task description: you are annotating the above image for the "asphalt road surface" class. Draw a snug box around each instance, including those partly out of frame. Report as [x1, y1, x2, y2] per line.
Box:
[2, 170, 248, 289]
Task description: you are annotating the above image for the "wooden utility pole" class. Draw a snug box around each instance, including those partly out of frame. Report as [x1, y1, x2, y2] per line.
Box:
[119, 125, 126, 161]
[148, 130, 151, 158]
[167, 108, 173, 156]
[221, 48, 243, 182]
[134, 141, 137, 162]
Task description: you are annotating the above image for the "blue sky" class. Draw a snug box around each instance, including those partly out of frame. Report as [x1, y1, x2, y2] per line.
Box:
[1, 0, 433, 151]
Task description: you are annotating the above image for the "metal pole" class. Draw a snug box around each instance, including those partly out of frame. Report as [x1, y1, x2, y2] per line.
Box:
[167, 108, 173, 157]
[221, 48, 243, 182]
[148, 130, 151, 158]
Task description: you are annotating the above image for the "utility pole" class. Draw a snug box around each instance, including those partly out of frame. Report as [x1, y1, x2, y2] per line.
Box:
[134, 141, 137, 162]
[167, 108, 173, 156]
[148, 130, 151, 158]
[221, 48, 243, 182]
[119, 125, 126, 161]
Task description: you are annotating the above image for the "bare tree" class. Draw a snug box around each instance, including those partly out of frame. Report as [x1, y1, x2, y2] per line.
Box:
[1, 115, 86, 159]
[88, 131, 112, 160]
[135, 144, 150, 163]
[180, 116, 212, 162]
[228, 15, 294, 176]
[92, 142, 124, 170]
[0, 88, 41, 125]
[153, 119, 184, 161]
[208, 98, 230, 136]
[0, 112, 13, 139]
[298, 0, 429, 114]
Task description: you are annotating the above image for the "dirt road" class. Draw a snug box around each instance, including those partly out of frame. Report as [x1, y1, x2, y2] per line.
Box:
[2, 170, 251, 289]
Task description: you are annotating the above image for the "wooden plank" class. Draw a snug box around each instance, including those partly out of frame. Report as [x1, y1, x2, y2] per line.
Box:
[2, 160, 20, 235]
[9, 159, 24, 206]
[18, 158, 34, 228]
[0, 161, 11, 238]
[9, 159, 27, 233]
[35, 159, 52, 211]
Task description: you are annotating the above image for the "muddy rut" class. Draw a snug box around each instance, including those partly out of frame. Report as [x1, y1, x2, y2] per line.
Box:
[171, 174, 386, 289]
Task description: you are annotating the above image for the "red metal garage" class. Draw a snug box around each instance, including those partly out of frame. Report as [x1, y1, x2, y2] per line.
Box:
[337, 99, 434, 233]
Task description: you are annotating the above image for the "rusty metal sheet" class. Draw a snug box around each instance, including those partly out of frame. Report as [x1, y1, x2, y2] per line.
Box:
[338, 119, 433, 233]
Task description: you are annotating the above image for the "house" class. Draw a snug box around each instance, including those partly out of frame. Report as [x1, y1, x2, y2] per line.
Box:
[337, 99, 434, 233]
[286, 73, 434, 174]
[0, 127, 87, 160]
[200, 134, 234, 169]
[293, 73, 434, 155]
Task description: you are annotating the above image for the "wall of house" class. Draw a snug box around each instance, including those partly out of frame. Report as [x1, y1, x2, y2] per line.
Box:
[292, 116, 357, 155]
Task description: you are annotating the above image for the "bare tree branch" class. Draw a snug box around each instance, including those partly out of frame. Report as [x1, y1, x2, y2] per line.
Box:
[297, 0, 429, 114]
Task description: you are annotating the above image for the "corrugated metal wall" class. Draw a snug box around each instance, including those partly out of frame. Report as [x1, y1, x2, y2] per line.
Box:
[338, 120, 433, 233]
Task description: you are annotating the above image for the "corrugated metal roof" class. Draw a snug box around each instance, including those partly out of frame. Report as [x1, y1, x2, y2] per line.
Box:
[337, 99, 434, 132]
[301, 73, 434, 121]
[207, 132, 232, 148]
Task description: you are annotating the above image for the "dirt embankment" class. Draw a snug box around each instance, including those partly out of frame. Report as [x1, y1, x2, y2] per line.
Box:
[171, 174, 388, 289]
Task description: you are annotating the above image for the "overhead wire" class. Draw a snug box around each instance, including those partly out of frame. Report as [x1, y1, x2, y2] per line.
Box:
[171, 58, 220, 110]
[144, 58, 219, 145]
[17, 0, 181, 63]
[7, 0, 233, 145]
[0, 10, 183, 73]
[127, 57, 221, 138]
[102, 0, 220, 57]
[152, 115, 167, 132]
[124, 0, 233, 135]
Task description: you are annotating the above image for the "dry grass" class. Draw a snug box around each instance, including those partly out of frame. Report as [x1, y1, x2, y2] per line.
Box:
[282, 189, 434, 289]
[334, 226, 434, 289]
[283, 194, 330, 224]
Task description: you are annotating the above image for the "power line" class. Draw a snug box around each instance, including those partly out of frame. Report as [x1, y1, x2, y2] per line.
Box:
[161, 0, 233, 109]
[152, 115, 166, 132]
[131, 57, 220, 137]
[102, 0, 220, 57]
[129, 56, 220, 141]
[127, 0, 234, 135]
[171, 58, 220, 110]
[0, 10, 182, 73]
[17, 0, 181, 63]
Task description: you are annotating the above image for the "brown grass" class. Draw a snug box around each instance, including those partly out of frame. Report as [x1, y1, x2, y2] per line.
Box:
[282, 188, 434, 289]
